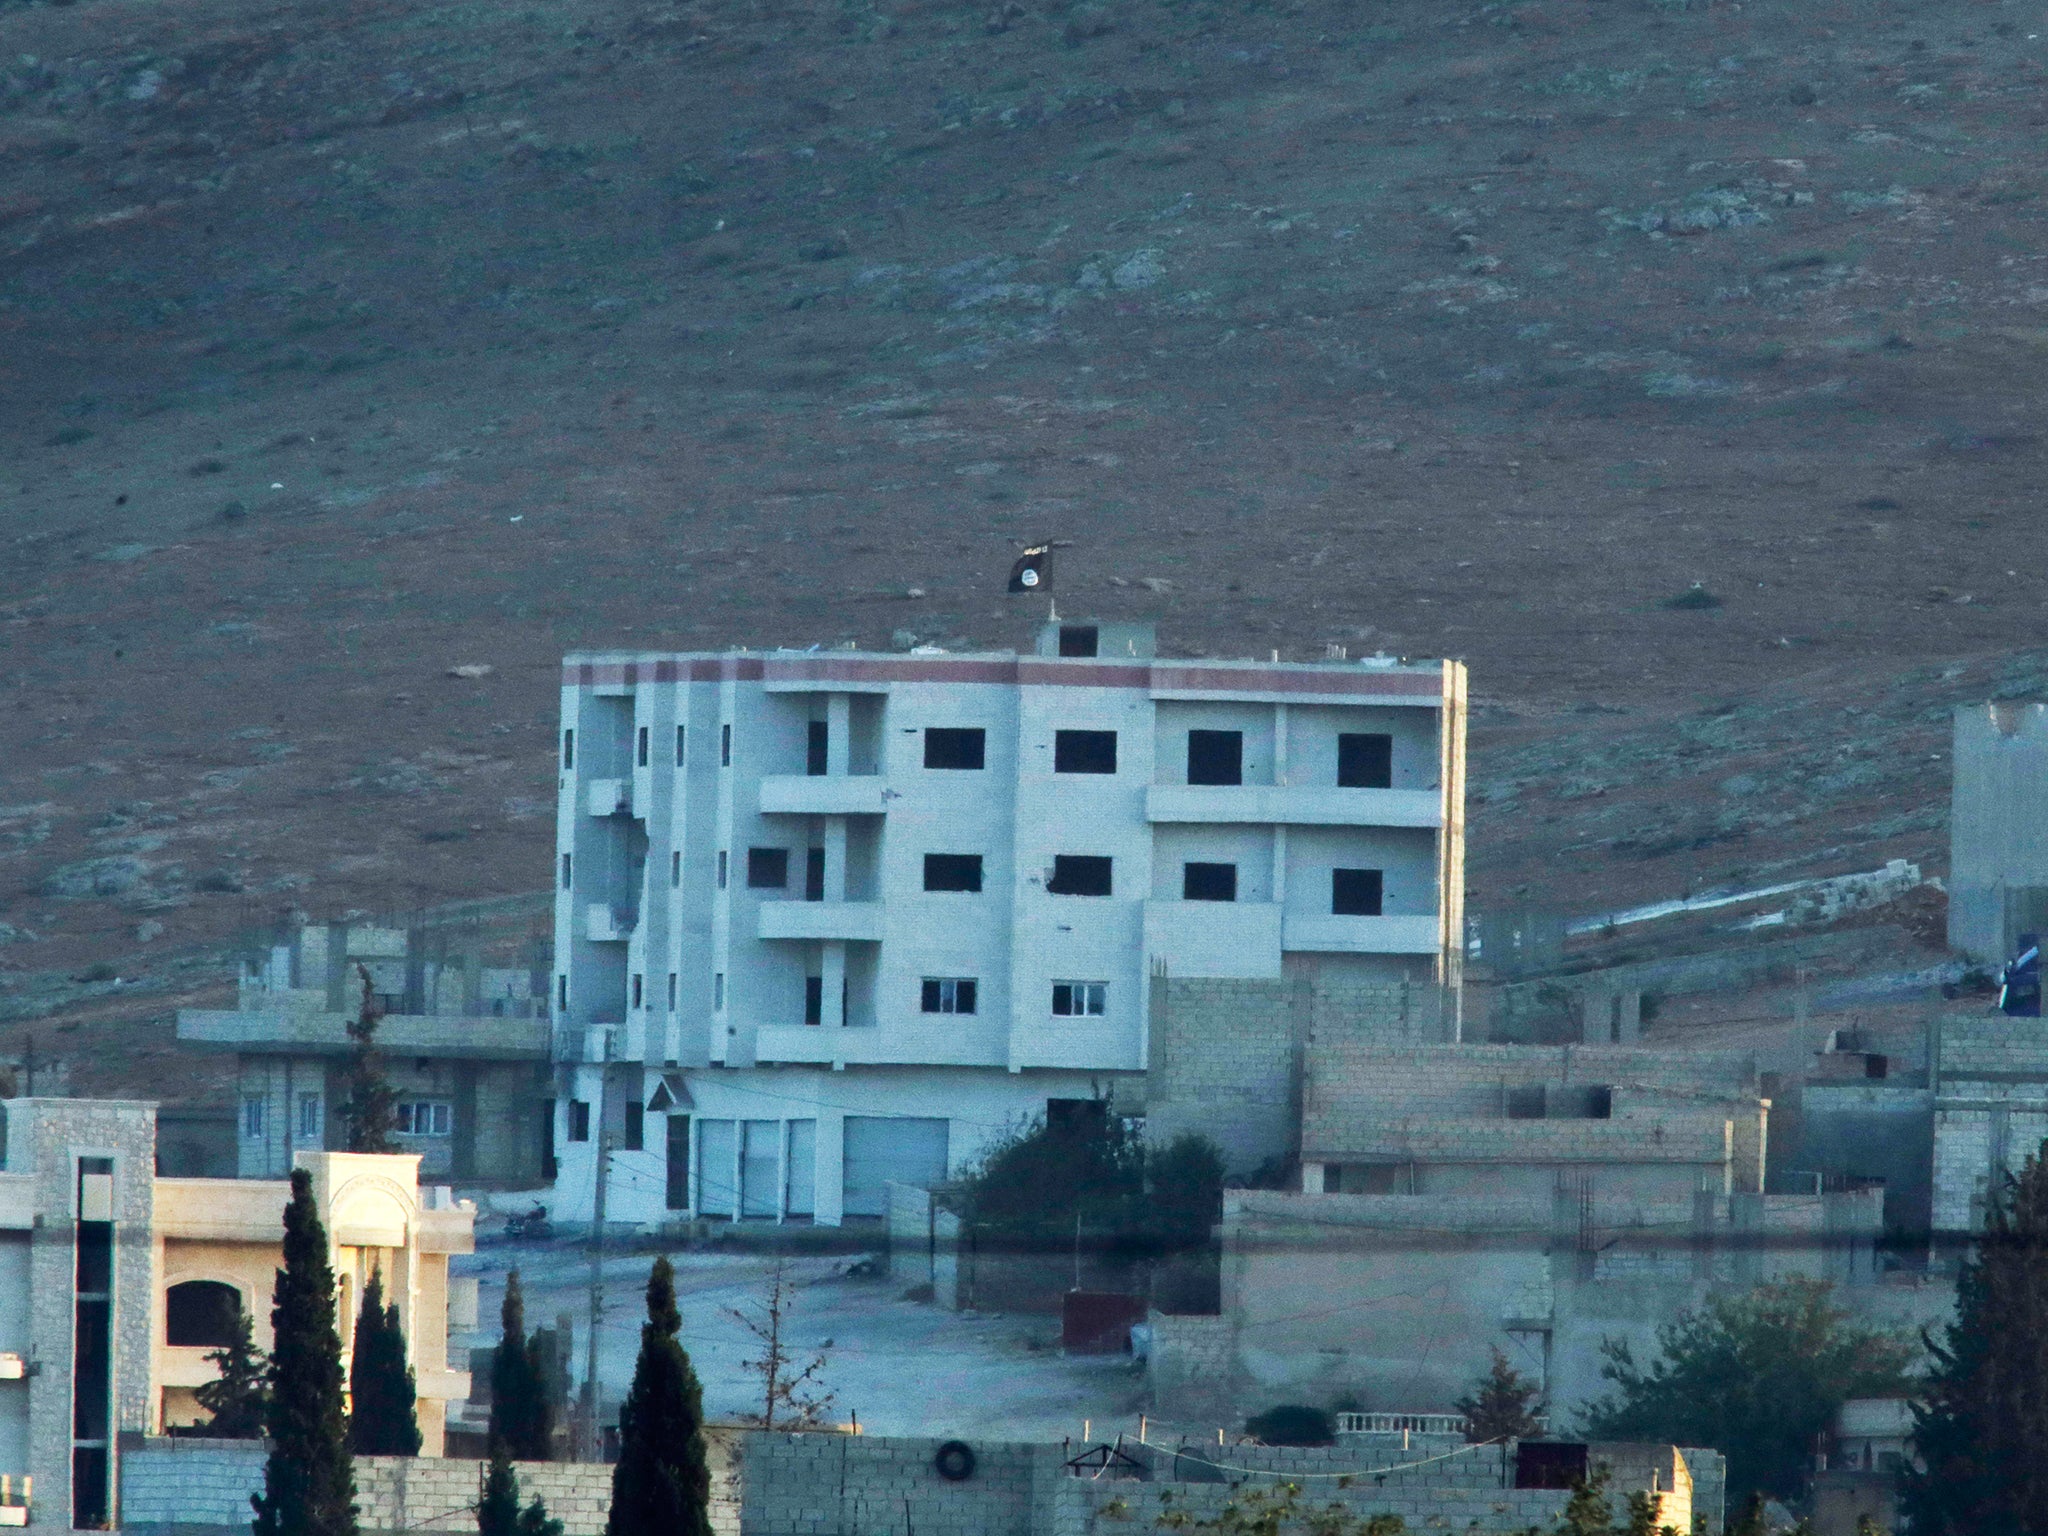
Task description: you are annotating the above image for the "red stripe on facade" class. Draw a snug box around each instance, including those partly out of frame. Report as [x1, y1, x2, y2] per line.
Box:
[561, 654, 1444, 697]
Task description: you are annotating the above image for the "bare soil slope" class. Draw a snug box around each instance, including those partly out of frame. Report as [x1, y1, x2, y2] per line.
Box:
[2, 0, 2046, 1085]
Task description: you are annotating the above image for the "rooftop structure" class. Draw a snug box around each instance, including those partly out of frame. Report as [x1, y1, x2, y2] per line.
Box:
[550, 623, 1467, 1227]
[178, 901, 554, 1185]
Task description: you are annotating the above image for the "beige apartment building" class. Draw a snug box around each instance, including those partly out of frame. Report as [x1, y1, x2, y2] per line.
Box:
[0, 1098, 474, 1530]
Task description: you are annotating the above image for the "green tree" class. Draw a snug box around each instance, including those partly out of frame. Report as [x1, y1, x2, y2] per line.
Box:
[348, 1269, 421, 1456]
[606, 1256, 713, 1536]
[490, 1269, 554, 1461]
[1144, 1132, 1226, 1254]
[337, 964, 397, 1154]
[478, 1443, 565, 1536]
[959, 1103, 1143, 1257]
[1149, 1482, 1406, 1533]
[1456, 1346, 1545, 1443]
[195, 1304, 269, 1439]
[1903, 1145, 2048, 1535]
[1580, 1278, 1913, 1516]
[252, 1167, 357, 1536]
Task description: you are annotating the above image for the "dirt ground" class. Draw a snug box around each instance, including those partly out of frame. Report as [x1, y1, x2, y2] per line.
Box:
[4, 0, 2047, 1093]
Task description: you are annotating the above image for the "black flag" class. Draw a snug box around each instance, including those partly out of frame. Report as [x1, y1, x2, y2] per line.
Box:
[1006, 544, 1052, 593]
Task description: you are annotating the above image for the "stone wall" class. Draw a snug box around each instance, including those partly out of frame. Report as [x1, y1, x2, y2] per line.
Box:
[119, 1437, 742, 1536]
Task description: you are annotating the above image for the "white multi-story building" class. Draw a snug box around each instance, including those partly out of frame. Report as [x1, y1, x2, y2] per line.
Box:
[549, 622, 1466, 1228]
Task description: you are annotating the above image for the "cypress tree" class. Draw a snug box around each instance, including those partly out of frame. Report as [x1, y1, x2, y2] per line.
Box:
[253, 1168, 357, 1536]
[338, 964, 397, 1154]
[196, 1305, 269, 1439]
[349, 1269, 421, 1457]
[478, 1444, 520, 1536]
[490, 1269, 554, 1461]
[605, 1257, 713, 1536]
[1903, 1145, 2048, 1534]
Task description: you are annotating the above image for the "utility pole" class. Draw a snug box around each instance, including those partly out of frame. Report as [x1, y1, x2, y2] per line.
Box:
[577, 1076, 610, 1460]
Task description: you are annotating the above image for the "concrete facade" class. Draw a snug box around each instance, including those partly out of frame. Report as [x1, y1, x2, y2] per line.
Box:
[1949, 702, 2048, 961]
[0, 1098, 475, 1530]
[549, 631, 1467, 1227]
[179, 911, 553, 1185]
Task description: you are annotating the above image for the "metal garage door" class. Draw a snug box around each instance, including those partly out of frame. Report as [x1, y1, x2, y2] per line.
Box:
[696, 1119, 736, 1218]
[741, 1120, 780, 1219]
[841, 1117, 949, 1219]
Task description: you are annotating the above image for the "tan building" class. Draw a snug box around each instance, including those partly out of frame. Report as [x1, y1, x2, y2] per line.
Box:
[0, 1098, 474, 1530]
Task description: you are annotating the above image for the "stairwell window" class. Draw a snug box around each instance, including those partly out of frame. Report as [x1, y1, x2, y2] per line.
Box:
[631, 973, 644, 1010]
[675, 724, 687, 766]
[717, 851, 728, 889]
[668, 972, 678, 1011]
[560, 852, 573, 890]
[636, 725, 650, 768]
[720, 723, 732, 767]
[671, 851, 681, 888]
[568, 1101, 591, 1142]
[1052, 981, 1107, 1018]
[714, 972, 725, 1011]
[562, 729, 575, 770]
[921, 978, 979, 1015]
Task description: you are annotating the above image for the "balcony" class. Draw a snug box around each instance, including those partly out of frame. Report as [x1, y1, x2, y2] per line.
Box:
[1142, 900, 1283, 979]
[755, 1018, 1008, 1068]
[1282, 912, 1442, 955]
[758, 775, 891, 817]
[586, 778, 633, 818]
[585, 903, 637, 942]
[1147, 784, 1441, 828]
[756, 900, 884, 943]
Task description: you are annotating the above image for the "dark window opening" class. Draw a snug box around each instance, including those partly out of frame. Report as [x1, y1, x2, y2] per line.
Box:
[630, 973, 644, 1010]
[1332, 868, 1384, 916]
[805, 976, 824, 1026]
[666, 1115, 690, 1211]
[1058, 625, 1100, 658]
[805, 847, 825, 902]
[921, 978, 979, 1015]
[623, 1100, 645, 1152]
[1583, 1086, 1614, 1120]
[569, 1101, 591, 1143]
[1866, 1054, 1891, 1080]
[1187, 729, 1244, 786]
[562, 729, 575, 770]
[747, 847, 790, 889]
[166, 1281, 242, 1348]
[1054, 730, 1117, 774]
[675, 725, 686, 766]
[1515, 1443, 1589, 1492]
[636, 725, 649, 768]
[1047, 855, 1114, 897]
[1338, 733, 1394, 789]
[807, 720, 829, 777]
[1183, 862, 1238, 902]
[1046, 1098, 1108, 1135]
[73, 1445, 110, 1530]
[924, 728, 987, 770]
[924, 854, 984, 893]
[720, 723, 731, 766]
[542, 1099, 557, 1181]
[560, 852, 572, 890]
[1505, 1085, 1547, 1121]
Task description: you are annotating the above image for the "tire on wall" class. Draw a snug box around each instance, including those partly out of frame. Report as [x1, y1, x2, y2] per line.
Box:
[933, 1441, 977, 1482]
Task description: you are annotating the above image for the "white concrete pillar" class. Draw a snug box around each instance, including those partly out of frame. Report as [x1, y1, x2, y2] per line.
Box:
[823, 942, 847, 1029]
[826, 694, 851, 775]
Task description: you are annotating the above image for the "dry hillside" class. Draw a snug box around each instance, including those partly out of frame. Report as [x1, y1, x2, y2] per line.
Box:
[2, 0, 2046, 1089]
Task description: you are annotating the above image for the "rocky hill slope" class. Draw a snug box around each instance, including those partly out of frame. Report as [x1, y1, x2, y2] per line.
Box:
[2, 0, 2045, 1084]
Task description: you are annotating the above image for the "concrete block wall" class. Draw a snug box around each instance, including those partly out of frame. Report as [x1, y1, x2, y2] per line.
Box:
[1147, 979, 1454, 1176]
[119, 1439, 742, 1536]
[1303, 1112, 1732, 1168]
[1932, 1098, 2048, 1236]
[1146, 1312, 1235, 1429]
[737, 1432, 1052, 1536]
[1050, 1477, 1570, 1536]
[1937, 1016, 2048, 1083]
